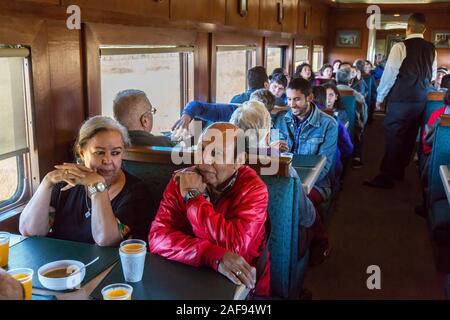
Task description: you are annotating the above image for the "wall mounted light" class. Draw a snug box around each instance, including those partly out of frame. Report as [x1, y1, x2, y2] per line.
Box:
[277, 2, 284, 25]
[238, 0, 248, 17]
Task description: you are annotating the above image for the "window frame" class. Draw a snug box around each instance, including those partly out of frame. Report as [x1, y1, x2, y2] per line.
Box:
[265, 46, 286, 75]
[214, 45, 257, 102]
[84, 23, 202, 117]
[312, 45, 324, 73]
[0, 52, 37, 216]
[294, 45, 310, 69]
[99, 45, 195, 119]
[211, 33, 263, 103]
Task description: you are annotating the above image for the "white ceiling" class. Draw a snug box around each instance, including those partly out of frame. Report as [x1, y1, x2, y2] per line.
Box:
[333, 0, 450, 3]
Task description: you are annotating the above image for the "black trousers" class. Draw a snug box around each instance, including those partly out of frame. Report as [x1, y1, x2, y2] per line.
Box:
[380, 101, 425, 179]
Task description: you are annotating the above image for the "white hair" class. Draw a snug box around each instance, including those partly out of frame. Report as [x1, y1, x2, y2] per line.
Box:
[229, 100, 271, 148]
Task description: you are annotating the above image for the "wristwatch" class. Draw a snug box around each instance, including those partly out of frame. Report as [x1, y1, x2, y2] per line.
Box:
[88, 181, 107, 196]
[184, 189, 201, 202]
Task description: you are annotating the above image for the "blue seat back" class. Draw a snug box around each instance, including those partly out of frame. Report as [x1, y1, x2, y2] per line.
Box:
[428, 115, 450, 205]
[341, 94, 356, 140]
[425, 100, 445, 127]
[260, 175, 301, 298]
[424, 92, 445, 127]
[363, 76, 373, 106]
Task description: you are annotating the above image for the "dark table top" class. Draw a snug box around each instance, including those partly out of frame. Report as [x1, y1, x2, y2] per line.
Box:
[90, 253, 242, 300]
[7, 236, 119, 290]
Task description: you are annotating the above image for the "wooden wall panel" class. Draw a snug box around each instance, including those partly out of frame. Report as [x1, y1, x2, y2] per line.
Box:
[62, 0, 170, 19]
[0, 15, 44, 44]
[226, 0, 260, 30]
[14, 0, 60, 5]
[298, 0, 312, 34]
[194, 32, 211, 102]
[47, 20, 84, 165]
[424, 12, 450, 68]
[0, 15, 55, 178]
[171, 0, 226, 25]
[327, 11, 368, 64]
[282, 0, 298, 34]
[87, 22, 198, 46]
[327, 6, 450, 66]
[30, 23, 55, 178]
[259, 0, 282, 32]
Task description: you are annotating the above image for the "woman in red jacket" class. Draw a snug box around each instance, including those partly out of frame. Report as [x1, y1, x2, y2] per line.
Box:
[148, 122, 270, 297]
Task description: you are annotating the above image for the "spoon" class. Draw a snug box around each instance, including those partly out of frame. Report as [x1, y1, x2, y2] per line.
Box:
[69, 256, 99, 276]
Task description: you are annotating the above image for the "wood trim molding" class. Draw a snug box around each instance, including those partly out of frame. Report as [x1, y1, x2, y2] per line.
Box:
[339, 89, 354, 97]
[440, 115, 450, 127]
[123, 146, 292, 177]
[83, 23, 101, 117]
[329, 2, 450, 13]
[428, 91, 445, 102]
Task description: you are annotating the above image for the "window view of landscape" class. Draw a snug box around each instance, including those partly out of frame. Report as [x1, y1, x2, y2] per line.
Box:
[216, 49, 256, 103]
[266, 47, 283, 76]
[295, 46, 309, 69]
[0, 57, 25, 204]
[0, 157, 18, 203]
[101, 52, 194, 133]
[216, 50, 247, 103]
[313, 45, 324, 72]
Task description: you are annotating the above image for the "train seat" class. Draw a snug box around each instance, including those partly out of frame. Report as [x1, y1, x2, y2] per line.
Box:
[122, 146, 308, 299]
[339, 91, 357, 141]
[427, 115, 450, 271]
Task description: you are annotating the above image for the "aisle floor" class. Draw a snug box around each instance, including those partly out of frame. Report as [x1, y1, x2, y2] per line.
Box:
[304, 114, 446, 299]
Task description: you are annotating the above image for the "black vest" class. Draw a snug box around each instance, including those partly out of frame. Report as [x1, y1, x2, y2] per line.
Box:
[387, 37, 435, 103]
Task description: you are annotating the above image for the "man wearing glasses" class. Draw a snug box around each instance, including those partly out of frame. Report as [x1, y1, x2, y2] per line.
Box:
[113, 89, 175, 147]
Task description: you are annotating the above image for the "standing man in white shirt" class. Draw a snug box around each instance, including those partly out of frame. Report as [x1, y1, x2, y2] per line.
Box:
[364, 13, 437, 189]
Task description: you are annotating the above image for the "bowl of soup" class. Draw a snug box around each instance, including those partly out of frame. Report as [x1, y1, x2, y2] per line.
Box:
[38, 260, 85, 291]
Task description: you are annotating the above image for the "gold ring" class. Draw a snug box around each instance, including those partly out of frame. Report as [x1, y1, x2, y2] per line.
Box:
[64, 169, 69, 176]
[235, 270, 242, 277]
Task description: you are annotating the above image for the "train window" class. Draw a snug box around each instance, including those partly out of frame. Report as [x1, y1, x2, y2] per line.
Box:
[215, 46, 257, 103]
[295, 45, 309, 68]
[266, 46, 285, 75]
[0, 49, 35, 214]
[312, 45, 324, 72]
[100, 46, 195, 133]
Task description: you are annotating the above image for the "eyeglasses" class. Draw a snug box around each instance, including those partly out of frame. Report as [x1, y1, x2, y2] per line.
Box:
[143, 107, 157, 117]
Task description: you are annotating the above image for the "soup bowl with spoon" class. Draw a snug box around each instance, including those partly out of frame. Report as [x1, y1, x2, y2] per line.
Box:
[38, 257, 99, 291]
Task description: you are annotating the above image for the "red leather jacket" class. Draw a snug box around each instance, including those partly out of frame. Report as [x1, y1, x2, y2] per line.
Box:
[148, 165, 270, 296]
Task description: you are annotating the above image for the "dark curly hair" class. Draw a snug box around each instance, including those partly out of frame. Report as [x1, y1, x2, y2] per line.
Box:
[323, 82, 345, 110]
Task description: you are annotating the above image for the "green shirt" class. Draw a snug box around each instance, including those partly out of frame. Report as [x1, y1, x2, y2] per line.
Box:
[128, 130, 175, 147]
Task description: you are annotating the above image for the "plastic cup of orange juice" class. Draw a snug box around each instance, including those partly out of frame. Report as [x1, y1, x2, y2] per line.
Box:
[119, 239, 146, 283]
[0, 232, 10, 268]
[101, 283, 133, 300]
[8, 268, 34, 300]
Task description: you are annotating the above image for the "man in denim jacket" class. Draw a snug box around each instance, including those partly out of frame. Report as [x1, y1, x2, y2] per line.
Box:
[273, 78, 338, 202]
